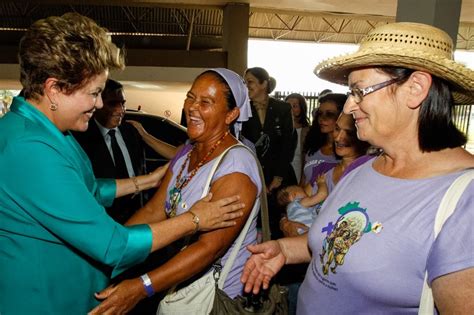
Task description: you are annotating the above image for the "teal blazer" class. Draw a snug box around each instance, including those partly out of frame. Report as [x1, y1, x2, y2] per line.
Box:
[0, 97, 152, 314]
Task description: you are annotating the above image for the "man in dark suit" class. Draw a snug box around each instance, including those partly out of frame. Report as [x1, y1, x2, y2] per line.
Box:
[73, 79, 146, 224]
[241, 67, 297, 240]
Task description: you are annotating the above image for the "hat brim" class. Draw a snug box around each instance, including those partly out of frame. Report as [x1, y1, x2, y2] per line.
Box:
[315, 47, 474, 105]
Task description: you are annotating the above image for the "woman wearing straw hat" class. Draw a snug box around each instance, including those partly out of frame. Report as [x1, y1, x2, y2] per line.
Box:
[242, 22, 474, 314]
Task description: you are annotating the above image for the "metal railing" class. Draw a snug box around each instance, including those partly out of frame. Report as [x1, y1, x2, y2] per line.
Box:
[273, 91, 321, 123]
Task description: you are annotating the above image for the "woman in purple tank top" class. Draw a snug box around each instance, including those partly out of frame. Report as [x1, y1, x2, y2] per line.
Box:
[89, 68, 262, 314]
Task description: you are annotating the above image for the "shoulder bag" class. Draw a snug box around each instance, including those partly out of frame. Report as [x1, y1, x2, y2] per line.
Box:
[157, 144, 262, 314]
[210, 146, 289, 315]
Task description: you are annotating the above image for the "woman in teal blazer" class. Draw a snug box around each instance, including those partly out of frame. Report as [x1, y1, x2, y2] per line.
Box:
[0, 13, 243, 315]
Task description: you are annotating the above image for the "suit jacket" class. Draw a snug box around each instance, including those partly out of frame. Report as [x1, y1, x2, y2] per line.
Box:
[241, 97, 296, 186]
[73, 120, 146, 224]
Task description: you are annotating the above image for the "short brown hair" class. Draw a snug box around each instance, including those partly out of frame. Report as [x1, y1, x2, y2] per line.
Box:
[19, 12, 125, 100]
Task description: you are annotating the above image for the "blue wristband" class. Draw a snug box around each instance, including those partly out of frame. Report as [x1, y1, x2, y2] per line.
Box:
[140, 273, 155, 297]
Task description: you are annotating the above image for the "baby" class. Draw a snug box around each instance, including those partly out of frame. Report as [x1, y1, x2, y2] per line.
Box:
[277, 174, 328, 234]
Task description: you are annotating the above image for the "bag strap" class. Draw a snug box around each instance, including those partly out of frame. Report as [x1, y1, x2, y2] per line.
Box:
[214, 143, 269, 287]
[258, 162, 271, 242]
[208, 142, 270, 243]
[217, 188, 261, 288]
[418, 169, 474, 314]
[169, 142, 269, 289]
[167, 144, 245, 294]
[199, 144, 240, 198]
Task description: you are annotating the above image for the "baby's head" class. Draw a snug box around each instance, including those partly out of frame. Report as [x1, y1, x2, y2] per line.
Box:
[277, 185, 306, 207]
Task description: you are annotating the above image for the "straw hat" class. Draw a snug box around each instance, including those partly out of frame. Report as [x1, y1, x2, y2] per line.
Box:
[315, 22, 474, 105]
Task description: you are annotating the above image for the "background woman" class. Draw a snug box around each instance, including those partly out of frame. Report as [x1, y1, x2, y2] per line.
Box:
[90, 68, 262, 314]
[285, 93, 310, 183]
[242, 66, 296, 239]
[280, 112, 371, 237]
[242, 22, 474, 314]
[0, 14, 243, 314]
[279, 112, 371, 315]
[300, 93, 346, 185]
[242, 67, 296, 191]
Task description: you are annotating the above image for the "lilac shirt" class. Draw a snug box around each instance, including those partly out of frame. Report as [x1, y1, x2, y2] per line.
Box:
[292, 157, 374, 233]
[166, 144, 262, 298]
[303, 149, 339, 184]
[298, 160, 474, 314]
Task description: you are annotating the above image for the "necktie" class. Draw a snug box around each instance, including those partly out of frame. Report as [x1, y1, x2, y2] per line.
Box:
[108, 129, 129, 179]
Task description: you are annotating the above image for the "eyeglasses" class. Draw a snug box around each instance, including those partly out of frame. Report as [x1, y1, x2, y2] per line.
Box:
[347, 77, 405, 104]
[315, 110, 339, 120]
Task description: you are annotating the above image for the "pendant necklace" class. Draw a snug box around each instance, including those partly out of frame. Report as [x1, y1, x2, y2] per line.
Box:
[168, 131, 229, 217]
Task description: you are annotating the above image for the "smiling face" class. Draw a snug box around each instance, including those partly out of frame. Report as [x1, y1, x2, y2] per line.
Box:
[333, 113, 361, 158]
[94, 88, 126, 129]
[316, 101, 339, 134]
[184, 72, 235, 143]
[343, 68, 407, 146]
[244, 72, 268, 101]
[53, 71, 107, 132]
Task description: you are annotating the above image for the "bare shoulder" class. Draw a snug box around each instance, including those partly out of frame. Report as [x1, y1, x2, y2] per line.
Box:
[449, 148, 474, 168]
[433, 148, 474, 174]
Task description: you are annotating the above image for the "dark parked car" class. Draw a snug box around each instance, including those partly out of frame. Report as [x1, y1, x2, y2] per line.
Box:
[124, 110, 188, 172]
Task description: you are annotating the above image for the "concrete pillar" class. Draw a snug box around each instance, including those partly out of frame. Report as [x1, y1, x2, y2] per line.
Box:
[396, 0, 462, 48]
[223, 3, 249, 75]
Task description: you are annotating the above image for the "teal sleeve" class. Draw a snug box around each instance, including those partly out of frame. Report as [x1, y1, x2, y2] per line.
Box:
[2, 137, 152, 274]
[112, 224, 153, 277]
[95, 178, 117, 207]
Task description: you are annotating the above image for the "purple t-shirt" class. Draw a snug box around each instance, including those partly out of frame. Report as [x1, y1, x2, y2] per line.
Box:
[303, 149, 339, 184]
[166, 144, 262, 298]
[298, 160, 474, 314]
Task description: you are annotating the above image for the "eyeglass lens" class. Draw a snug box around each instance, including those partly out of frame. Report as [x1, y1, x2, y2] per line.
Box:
[317, 110, 339, 120]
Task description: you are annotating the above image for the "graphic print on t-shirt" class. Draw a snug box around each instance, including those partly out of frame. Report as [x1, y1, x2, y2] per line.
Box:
[319, 201, 382, 275]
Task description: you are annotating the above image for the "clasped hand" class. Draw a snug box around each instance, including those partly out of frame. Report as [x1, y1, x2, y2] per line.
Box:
[88, 193, 245, 314]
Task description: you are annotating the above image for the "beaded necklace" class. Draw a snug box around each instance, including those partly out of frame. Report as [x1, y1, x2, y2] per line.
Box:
[168, 131, 229, 217]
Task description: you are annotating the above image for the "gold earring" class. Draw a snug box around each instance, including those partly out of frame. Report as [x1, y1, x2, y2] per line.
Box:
[50, 103, 58, 111]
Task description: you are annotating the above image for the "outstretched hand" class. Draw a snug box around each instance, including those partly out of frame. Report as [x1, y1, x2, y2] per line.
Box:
[241, 240, 286, 295]
[191, 193, 245, 231]
[127, 120, 148, 137]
